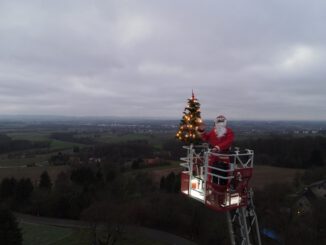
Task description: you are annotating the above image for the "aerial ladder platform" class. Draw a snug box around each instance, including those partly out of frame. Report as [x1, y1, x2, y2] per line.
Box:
[180, 144, 262, 245]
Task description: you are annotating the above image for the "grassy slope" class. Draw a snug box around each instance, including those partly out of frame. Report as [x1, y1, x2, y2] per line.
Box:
[21, 223, 77, 245]
[21, 223, 168, 245]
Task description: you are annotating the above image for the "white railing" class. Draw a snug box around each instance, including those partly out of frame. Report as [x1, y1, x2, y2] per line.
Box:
[180, 144, 254, 204]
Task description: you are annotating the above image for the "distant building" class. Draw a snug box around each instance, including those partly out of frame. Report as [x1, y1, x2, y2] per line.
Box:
[69, 155, 81, 165]
[294, 179, 326, 215]
[308, 179, 326, 199]
[144, 157, 161, 166]
[88, 157, 101, 164]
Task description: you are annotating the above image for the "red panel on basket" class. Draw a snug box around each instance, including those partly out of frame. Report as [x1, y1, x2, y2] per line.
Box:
[205, 179, 249, 212]
[233, 167, 253, 191]
[234, 167, 253, 178]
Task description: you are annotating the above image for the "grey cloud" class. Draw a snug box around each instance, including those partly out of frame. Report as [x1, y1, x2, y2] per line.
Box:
[0, 0, 326, 119]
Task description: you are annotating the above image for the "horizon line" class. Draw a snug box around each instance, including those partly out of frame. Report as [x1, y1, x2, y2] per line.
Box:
[0, 114, 326, 122]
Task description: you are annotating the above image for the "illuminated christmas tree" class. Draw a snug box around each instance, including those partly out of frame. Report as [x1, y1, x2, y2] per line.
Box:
[176, 91, 203, 144]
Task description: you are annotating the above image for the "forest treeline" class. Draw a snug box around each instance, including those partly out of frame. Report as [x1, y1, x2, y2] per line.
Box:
[50, 132, 95, 145]
[163, 136, 326, 168]
[1, 164, 325, 244]
[2, 131, 326, 169]
[91, 136, 326, 169]
[235, 136, 326, 168]
[0, 134, 50, 154]
[0, 166, 230, 244]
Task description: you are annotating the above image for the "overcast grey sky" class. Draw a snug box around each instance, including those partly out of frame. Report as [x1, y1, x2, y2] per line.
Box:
[1, 0, 326, 120]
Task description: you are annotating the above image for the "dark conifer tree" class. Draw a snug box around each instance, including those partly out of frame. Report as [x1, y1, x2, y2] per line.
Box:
[0, 208, 22, 245]
[15, 178, 33, 203]
[39, 171, 52, 190]
[0, 178, 17, 199]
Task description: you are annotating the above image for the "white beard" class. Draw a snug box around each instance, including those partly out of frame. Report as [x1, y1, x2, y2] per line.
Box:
[215, 126, 227, 138]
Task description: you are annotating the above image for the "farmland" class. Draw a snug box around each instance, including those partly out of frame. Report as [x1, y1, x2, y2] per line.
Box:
[7, 131, 83, 150]
[0, 131, 84, 168]
[0, 165, 69, 183]
[0, 161, 302, 190]
[251, 165, 304, 189]
[0, 124, 304, 189]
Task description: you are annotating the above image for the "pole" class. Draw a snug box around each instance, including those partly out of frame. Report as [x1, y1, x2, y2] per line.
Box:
[226, 211, 236, 245]
[240, 207, 251, 245]
[188, 144, 193, 195]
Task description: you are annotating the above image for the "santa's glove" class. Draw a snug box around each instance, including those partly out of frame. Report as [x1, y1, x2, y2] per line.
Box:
[197, 126, 205, 134]
[197, 129, 205, 135]
[213, 145, 220, 152]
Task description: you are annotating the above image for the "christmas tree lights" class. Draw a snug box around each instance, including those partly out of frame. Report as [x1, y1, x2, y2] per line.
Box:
[176, 91, 203, 144]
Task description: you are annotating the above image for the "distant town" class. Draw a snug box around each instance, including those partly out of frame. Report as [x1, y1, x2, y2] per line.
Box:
[1, 116, 325, 136]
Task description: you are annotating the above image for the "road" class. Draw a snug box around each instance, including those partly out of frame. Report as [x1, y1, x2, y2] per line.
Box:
[16, 213, 197, 245]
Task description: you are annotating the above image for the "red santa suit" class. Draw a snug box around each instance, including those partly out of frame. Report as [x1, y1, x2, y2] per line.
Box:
[201, 128, 234, 152]
[199, 116, 234, 184]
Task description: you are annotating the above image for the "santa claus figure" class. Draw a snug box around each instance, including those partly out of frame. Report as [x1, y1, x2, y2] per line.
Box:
[198, 115, 234, 184]
[198, 115, 234, 152]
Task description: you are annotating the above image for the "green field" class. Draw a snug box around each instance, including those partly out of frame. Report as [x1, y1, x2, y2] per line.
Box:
[21, 223, 168, 245]
[21, 223, 90, 245]
[96, 132, 173, 149]
[50, 139, 83, 150]
[0, 152, 55, 167]
[0, 132, 84, 167]
[8, 132, 51, 141]
[8, 132, 83, 150]
[8, 131, 173, 151]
